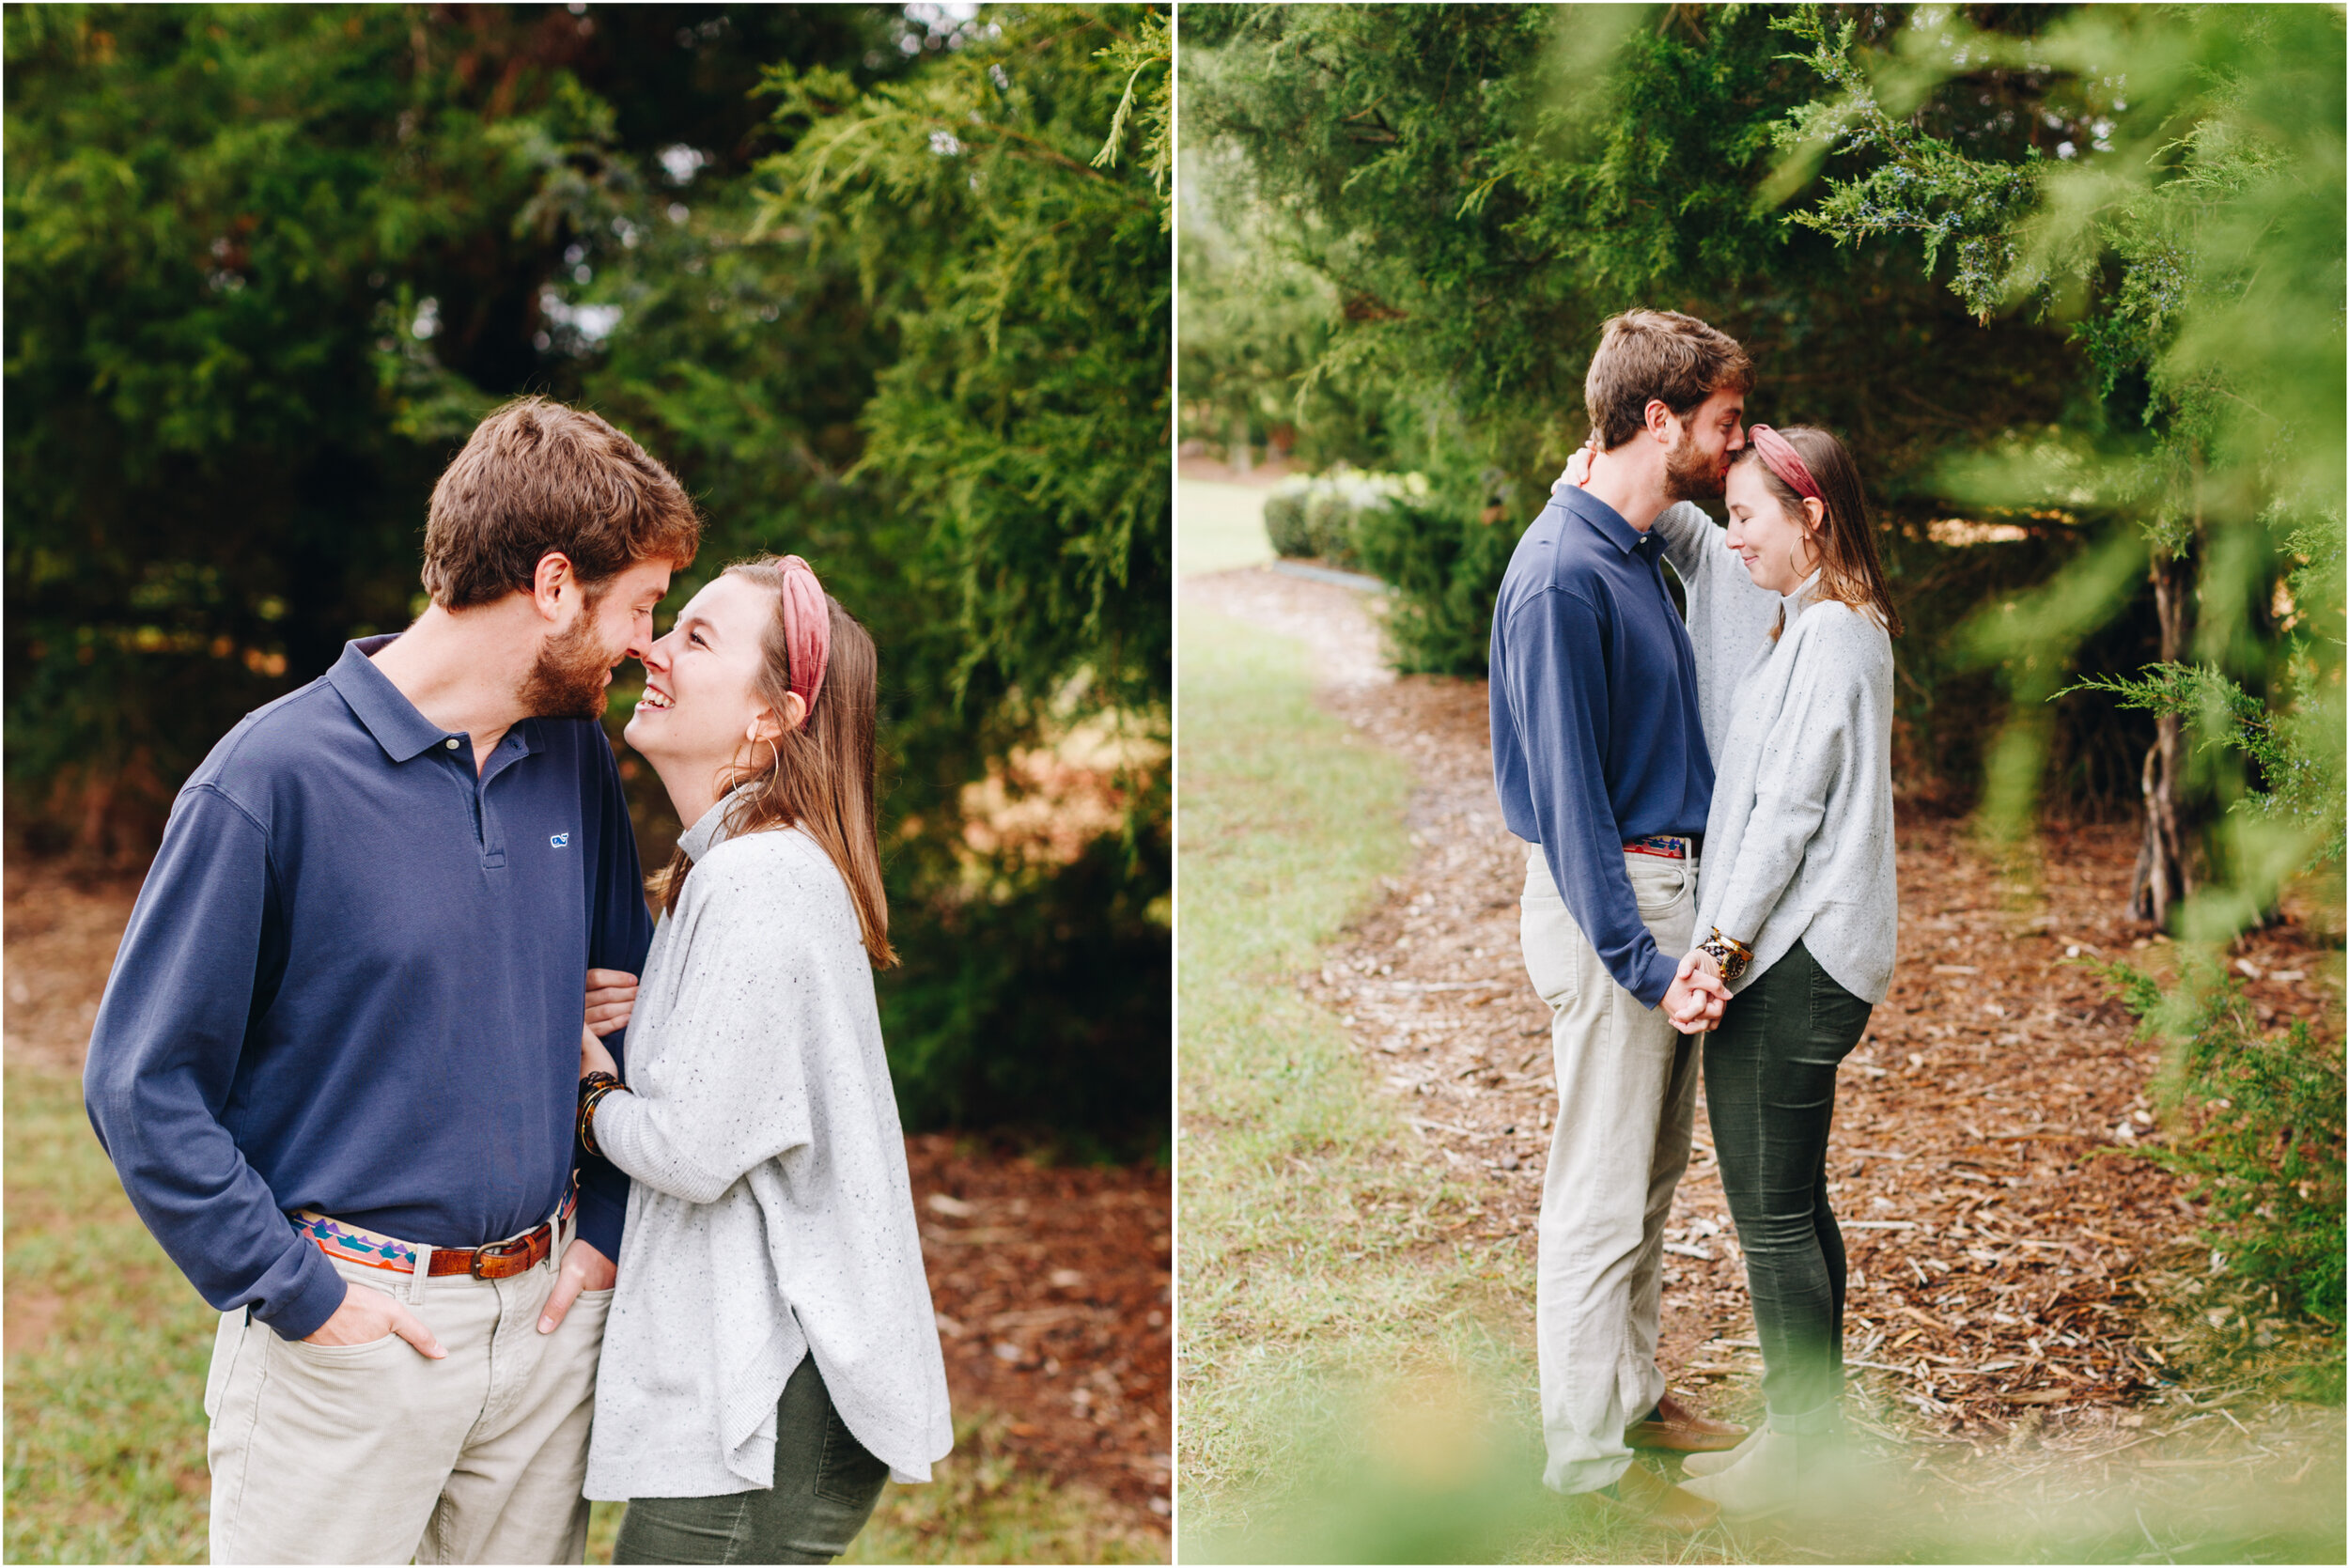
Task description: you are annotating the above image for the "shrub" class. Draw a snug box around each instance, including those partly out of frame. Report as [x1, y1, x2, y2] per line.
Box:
[1264, 468, 1421, 570]
[1352, 487, 1516, 676]
[1299, 486, 1351, 566]
[1263, 476, 1316, 558]
[2097, 955, 2346, 1325]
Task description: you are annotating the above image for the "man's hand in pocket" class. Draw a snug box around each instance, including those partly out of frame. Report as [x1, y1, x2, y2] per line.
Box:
[538, 1238, 616, 1335]
[303, 1281, 446, 1358]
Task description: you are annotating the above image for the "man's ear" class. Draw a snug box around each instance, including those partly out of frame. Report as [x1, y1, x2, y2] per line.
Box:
[1642, 396, 1678, 447]
[532, 552, 577, 623]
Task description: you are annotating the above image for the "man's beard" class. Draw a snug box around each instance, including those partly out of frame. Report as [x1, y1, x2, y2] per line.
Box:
[518, 613, 614, 721]
[1663, 431, 1726, 502]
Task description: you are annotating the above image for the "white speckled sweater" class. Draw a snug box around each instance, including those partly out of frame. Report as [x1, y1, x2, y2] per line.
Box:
[583, 793, 952, 1500]
[1693, 581, 1900, 1005]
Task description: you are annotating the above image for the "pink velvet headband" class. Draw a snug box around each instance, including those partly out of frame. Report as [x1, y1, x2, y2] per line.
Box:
[1747, 425, 1822, 505]
[777, 555, 829, 712]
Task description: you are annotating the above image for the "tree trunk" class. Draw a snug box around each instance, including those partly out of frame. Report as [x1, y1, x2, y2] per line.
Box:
[2127, 550, 2195, 925]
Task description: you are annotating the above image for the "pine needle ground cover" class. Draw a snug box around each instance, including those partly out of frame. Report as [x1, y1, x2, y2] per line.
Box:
[1177, 563, 2343, 1564]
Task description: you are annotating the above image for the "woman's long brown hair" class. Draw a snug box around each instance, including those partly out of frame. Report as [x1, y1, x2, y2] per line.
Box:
[647, 555, 896, 969]
[1733, 425, 1904, 639]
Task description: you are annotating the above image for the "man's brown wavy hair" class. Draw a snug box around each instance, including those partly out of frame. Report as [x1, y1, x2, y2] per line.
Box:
[422, 398, 701, 609]
[1584, 309, 1754, 452]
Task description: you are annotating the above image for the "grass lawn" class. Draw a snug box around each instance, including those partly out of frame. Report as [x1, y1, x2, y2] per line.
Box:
[1174, 608, 1660, 1563]
[1174, 480, 1276, 577]
[2, 1064, 1154, 1565]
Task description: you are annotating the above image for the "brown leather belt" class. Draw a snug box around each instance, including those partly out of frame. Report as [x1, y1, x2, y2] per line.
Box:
[428, 1222, 556, 1279]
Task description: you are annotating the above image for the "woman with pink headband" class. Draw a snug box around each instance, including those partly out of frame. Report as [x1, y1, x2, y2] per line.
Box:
[573, 554, 952, 1561]
[1661, 426, 1903, 1519]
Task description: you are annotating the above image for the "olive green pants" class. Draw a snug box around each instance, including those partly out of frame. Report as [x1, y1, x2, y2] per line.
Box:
[1703, 939, 1873, 1435]
[613, 1356, 890, 1565]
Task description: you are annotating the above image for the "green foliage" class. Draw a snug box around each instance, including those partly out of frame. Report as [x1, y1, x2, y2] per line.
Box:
[2094, 958, 2346, 1325]
[1778, 3, 2345, 909]
[1351, 489, 1514, 677]
[727, 6, 1170, 1147]
[2065, 656, 2346, 868]
[1259, 476, 1314, 559]
[1181, 1, 2126, 814]
[1261, 469, 1423, 568]
[747, 7, 1167, 722]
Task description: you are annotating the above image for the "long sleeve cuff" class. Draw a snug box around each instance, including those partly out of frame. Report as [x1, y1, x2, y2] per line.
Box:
[593, 1091, 736, 1206]
[259, 1241, 356, 1343]
[574, 1145, 630, 1261]
[1630, 943, 1677, 1010]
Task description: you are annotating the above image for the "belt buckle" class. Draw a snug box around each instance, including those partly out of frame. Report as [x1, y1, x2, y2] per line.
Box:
[470, 1229, 541, 1280]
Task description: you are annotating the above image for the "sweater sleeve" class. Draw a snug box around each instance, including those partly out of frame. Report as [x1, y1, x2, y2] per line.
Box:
[82, 786, 350, 1341]
[1499, 586, 1678, 1007]
[1649, 501, 1719, 589]
[591, 845, 856, 1205]
[1705, 620, 1859, 948]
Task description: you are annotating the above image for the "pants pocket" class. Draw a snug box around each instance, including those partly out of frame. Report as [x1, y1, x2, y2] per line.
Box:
[1631, 861, 1692, 916]
[813, 1408, 890, 1508]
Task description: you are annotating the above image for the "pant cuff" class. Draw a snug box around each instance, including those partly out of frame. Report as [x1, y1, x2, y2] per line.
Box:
[1765, 1398, 1841, 1438]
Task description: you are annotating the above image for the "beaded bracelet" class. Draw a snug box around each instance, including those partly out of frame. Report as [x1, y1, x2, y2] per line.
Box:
[1696, 927, 1754, 986]
[578, 1070, 625, 1158]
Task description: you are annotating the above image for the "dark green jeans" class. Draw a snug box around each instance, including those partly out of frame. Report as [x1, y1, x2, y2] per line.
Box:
[1703, 939, 1873, 1436]
[613, 1355, 891, 1565]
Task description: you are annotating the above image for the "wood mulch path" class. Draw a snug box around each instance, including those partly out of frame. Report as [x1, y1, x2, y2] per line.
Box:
[2, 860, 1170, 1545]
[1184, 566, 2342, 1503]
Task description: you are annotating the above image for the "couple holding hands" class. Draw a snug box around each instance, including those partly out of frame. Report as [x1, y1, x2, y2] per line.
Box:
[1494, 310, 1901, 1527]
[84, 399, 950, 1564]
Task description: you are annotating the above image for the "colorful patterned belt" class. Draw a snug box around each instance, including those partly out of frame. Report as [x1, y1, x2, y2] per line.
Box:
[291, 1186, 576, 1281]
[1624, 834, 1701, 860]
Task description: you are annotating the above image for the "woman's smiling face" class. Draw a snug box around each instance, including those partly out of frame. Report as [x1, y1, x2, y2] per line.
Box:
[1722, 459, 1823, 597]
[624, 572, 779, 774]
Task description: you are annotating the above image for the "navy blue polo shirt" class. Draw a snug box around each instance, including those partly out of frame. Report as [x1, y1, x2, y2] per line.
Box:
[84, 636, 654, 1341]
[1489, 487, 1712, 1007]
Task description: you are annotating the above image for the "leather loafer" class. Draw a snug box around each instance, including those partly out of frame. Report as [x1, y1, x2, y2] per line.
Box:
[1626, 1391, 1748, 1453]
[1596, 1459, 1719, 1533]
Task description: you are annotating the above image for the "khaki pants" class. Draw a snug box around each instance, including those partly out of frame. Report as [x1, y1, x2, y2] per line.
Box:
[1520, 845, 1702, 1496]
[205, 1215, 611, 1565]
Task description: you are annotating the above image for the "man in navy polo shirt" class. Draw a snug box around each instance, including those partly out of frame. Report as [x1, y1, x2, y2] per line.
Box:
[1490, 310, 1754, 1528]
[85, 398, 699, 1564]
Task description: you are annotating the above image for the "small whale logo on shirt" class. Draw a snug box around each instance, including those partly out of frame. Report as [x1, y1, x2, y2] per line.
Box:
[550, 833, 571, 848]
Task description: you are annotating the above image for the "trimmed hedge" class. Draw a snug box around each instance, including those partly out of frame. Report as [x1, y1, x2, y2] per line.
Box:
[1263, 468, 1427, 570]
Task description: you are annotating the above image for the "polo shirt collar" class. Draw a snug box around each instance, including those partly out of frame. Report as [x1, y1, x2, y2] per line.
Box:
[327, 636, 458, 763]
[1556, 484, 1652, 556]
[678, 782, 762, 864]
